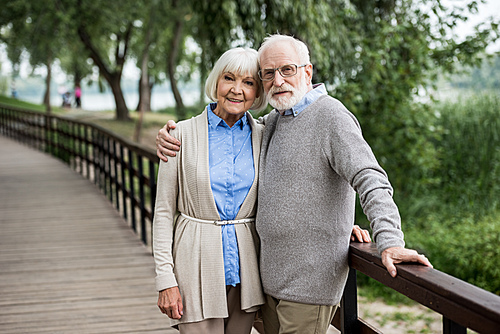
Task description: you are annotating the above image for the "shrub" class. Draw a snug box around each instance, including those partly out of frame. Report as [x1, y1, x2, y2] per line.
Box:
[434, 93, 500, 216]
[405, 212, 500, 295]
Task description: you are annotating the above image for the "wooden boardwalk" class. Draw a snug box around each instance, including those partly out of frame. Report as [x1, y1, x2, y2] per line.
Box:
[0, 135, 176, 333]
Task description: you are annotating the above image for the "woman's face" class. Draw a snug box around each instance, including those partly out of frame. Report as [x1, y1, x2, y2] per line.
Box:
[213, 71, 259, 127]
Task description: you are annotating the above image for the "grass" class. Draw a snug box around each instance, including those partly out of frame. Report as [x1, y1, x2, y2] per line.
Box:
[0, 95, 61, 112]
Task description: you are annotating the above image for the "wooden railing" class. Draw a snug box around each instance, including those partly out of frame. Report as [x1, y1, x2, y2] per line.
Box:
[335, 243, 500, 334]
[1, 105, 499, 334]
[0, 105, 158, 249]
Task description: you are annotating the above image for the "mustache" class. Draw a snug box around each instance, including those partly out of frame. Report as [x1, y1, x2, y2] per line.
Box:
[268, 83, 296, 96]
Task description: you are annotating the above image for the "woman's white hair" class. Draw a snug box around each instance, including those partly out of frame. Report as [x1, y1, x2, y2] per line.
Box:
[205, 47, 267, 112]
[257, 34, 311, 65]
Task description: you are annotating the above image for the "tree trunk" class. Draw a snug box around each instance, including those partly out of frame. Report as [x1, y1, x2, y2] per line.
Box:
[73, 65, 82, 89]
[137, 54, 151, 112]
[136, 19, 153, 113]
[167, 1, 185, 120]
[136, 78, 142, 112]
[109, 74, 130, 120]
[133, 57, 149, 141]
[44, 61, 52, 114]
[77, 22, 130, 120]
[199, 46, 207, 108]
[137, 79, 155, 111]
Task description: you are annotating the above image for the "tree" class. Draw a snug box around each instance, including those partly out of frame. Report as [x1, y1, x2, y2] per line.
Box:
[332, 0, 499, 201]
[129, 0, 167, 114]
[58, 39, 93, 97]
[235, 0, 498, 202]
[189, 0, 256, 112]
[223, 0, 498, 217]
[61, 0, 149, 120]
[1, 0, 66, 113]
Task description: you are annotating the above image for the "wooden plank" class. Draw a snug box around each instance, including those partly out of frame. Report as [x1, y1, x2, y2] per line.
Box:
[0, 135, 177, 333]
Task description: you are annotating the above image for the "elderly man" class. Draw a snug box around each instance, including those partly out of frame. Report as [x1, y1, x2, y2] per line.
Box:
[156, 34, 432, 334]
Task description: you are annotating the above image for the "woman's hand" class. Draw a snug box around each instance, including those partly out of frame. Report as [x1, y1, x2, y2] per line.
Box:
[157, 286, 184, 319]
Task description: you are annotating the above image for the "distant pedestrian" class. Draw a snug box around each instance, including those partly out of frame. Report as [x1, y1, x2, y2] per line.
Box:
[75, 85, 81, 108]
[62, 92, 71, 108]
[11, 81, 18, 99]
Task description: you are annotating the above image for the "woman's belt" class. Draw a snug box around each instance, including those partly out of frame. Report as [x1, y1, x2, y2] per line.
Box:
[179, 212, 255, 225]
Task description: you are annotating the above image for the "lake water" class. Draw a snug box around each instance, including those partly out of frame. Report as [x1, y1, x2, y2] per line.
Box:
[17, 86, 203, 112]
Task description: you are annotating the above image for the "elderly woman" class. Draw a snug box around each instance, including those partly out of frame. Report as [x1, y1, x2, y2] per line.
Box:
[153, 47, 267, 334]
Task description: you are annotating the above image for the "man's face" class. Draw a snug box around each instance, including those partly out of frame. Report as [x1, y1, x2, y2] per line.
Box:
[259, 42, 312, 111]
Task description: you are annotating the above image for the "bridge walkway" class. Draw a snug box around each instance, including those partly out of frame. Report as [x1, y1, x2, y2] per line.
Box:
[0, 135, 175, 333]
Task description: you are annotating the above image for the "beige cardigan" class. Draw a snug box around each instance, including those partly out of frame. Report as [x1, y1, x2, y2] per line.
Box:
[153, 109, 265, 326]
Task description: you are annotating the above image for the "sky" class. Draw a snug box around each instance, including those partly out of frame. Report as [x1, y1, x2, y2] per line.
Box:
[441, 0, 500, 52]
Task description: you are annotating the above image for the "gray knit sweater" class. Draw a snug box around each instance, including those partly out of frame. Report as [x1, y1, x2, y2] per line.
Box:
[256, 94, 405, 306]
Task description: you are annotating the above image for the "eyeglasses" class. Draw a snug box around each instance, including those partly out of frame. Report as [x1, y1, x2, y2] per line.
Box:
[258, 64, 308, 81]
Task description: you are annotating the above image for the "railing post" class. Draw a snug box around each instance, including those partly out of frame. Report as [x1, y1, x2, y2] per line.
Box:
[341, 268, 360, 334]
[120, 146, 128, 221]
[149, 160, 157, 252]
[84, 125, 90, 180]
[128, 149, 137, 232]
[106, 137, 113, 203]
[93, 129, 99, 186]
[113, 140, 120, 211]
[443, 317, 467, 334]
[138, 156, 147, 245]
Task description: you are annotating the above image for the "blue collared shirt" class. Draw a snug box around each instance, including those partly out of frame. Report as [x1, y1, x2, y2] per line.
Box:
[207, 103, 255, 286]
[280, 83, 327, 116]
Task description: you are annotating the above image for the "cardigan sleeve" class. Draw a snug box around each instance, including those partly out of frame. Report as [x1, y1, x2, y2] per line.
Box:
[153, 128, 180, 291]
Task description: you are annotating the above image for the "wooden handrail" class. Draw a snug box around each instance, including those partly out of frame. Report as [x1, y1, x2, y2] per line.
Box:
[346, 242, 500, 334]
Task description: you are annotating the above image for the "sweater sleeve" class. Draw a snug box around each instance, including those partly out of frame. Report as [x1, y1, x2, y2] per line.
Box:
[322, 104, 405, 253]
[153, 128, 180, 291]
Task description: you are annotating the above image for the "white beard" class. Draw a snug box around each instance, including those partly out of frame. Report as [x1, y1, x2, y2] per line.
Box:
[267, 78, 310, 112]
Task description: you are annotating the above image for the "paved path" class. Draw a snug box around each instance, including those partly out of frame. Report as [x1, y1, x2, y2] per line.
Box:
[0, 135, 175, 333]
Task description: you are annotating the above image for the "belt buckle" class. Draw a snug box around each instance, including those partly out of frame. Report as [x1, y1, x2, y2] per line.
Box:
[215, 220, 229, 226]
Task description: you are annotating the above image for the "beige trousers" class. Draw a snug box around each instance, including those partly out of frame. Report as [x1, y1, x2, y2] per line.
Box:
[178, 285, 256, 334]
[261, 294, 338, 334]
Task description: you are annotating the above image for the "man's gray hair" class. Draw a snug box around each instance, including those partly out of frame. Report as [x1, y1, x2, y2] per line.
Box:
[258, 34, 311, 65]
[205, 47, 267, 112]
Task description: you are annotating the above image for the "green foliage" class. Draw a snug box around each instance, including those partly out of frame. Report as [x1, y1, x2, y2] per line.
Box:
[358, 93, 500, 297]
[405, 94, 500, 294]
[2, 0, 498, 120]
[405, 212, 500, 295]
[434, 93, 500, 216]
[0, 95, 45, 111]
[156, 105, 201, 119]
[0, 94, 65, 113]
[450, 55, 500, 90]
[3, 0, 500, 298]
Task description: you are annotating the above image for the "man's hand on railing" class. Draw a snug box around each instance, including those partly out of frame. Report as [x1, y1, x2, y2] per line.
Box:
[381, 247, 433, 278]
[350, 225, 371, 243]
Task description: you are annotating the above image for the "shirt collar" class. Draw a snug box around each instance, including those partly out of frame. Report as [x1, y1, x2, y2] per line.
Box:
[207, 103, 248, 130]
[280, 83, 327, 117]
